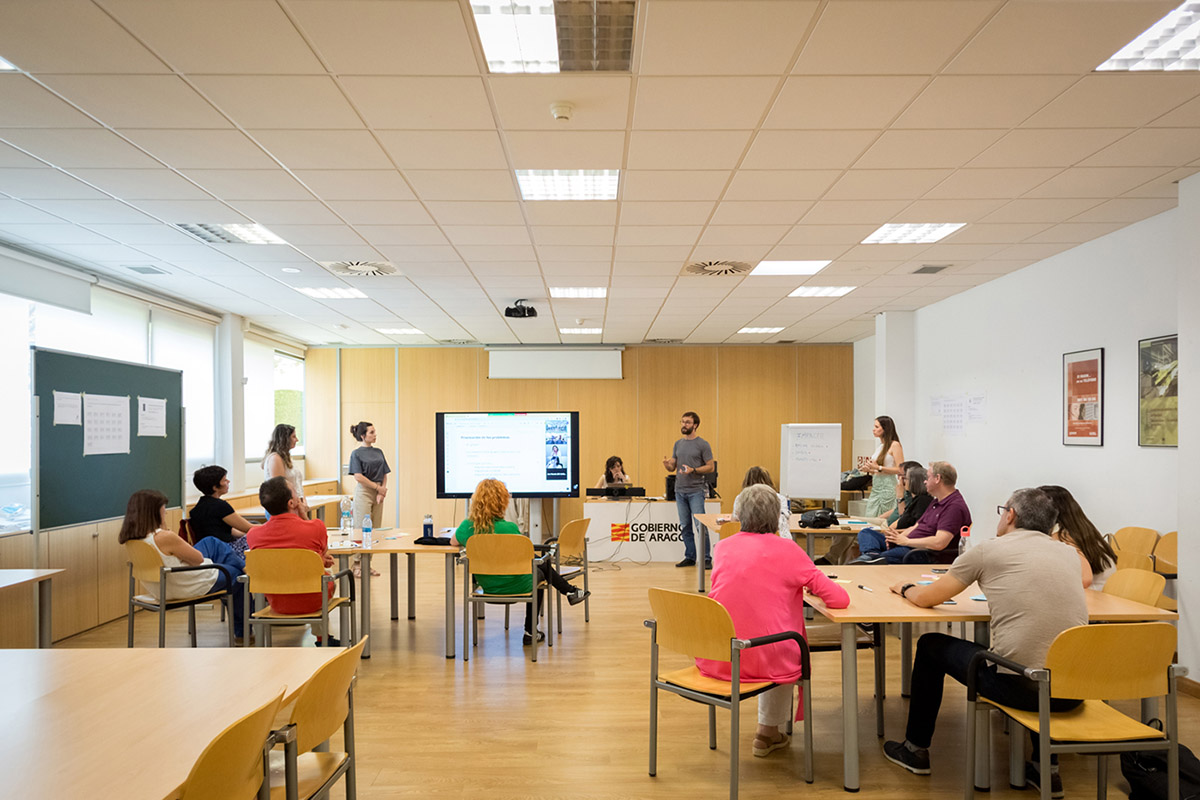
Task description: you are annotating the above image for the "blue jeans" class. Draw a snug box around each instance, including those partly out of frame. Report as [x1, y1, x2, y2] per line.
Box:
[676, 489, 709, 561]
[194, 537, 247, 637]
[857, 528, 939, 564]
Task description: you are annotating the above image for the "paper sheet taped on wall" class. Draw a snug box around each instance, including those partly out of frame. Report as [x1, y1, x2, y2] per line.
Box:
[53, 390, 81, 425]
[137, 396, 167, 438]
[83, 393, 130, 456]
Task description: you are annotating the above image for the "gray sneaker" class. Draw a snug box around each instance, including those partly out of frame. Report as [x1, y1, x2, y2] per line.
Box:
[883, 740, 931, 775]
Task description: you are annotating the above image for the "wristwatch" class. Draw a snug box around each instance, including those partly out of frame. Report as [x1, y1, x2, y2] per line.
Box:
[899, 583, 916, 598]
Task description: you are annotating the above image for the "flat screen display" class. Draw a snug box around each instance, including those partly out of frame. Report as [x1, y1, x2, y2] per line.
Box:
[436, 411, 580, 499]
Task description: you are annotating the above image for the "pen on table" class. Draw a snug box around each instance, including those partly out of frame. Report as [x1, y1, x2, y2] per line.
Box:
[858, 584, 874, 592]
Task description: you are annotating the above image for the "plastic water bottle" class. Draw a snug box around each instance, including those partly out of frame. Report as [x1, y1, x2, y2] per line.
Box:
[423, 513, 433, 538]
[339, 496, 352, 535]
[362, 514, 373, 550]
[957, 526, 971, 560]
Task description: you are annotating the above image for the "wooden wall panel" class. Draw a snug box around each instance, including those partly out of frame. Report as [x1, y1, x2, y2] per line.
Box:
[0, 533, 37, 647]
[635, 347, 718, 502]
[303, 348, 339, 489]
[46, 525, 98, 641]
[796, 345, 856, 469]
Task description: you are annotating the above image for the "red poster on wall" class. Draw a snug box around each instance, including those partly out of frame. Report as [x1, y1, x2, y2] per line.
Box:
[1063, 349, 1104, 446]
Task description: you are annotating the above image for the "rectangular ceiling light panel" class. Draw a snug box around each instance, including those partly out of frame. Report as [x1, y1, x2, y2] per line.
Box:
[296, 287, 367, 299]
[738, 327, 785, 334]
[1097, 2, 1200, 71]
[174, 222, 287, 245]
[555, 0, 635, 71]
[862, 223, 965, 244]
[516, 169, 619, 200]
[559, 327, 602, 334]
[788, 286, 856, 297]
[377, 328, 423, 335]
[749, 260, 831, 276]
[550, 286, 607, 298]
[472, 0, 561, 73]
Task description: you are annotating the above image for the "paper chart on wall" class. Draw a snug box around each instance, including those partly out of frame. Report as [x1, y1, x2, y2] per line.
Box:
[53, 390, 82, 425]
[941, 395, 966, 436]
[137, 396, 167, 437]
[83, 393, 130, 456]
[966, 392, 987, 424]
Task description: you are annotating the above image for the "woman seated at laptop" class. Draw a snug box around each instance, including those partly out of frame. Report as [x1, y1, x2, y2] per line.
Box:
[699, 484, 849, 757]
[594, 455, 632, 489]
[454, 478, 586, 645]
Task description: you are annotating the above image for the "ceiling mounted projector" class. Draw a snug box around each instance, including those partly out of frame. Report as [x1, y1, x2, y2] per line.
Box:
[504, 299, 538, 319]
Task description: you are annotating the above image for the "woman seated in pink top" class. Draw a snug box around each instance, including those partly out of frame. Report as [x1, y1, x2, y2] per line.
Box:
[697, 484, 850, 757]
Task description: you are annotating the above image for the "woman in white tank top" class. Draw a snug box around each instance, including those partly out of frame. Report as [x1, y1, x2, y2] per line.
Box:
[118, 489, 249, 640]
[262, 424, 305, 497]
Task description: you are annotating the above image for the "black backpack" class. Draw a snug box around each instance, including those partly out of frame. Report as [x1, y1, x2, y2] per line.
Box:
[1121, 721, 1200, 800]
[799, 509, 838, 529]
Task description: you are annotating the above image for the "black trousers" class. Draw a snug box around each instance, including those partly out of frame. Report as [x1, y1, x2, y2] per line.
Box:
[523, 563, 575, 632]
[905, 633, 1081, 754]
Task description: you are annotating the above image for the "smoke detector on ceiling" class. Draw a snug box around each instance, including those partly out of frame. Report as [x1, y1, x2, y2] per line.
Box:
[549, 101, 574, 122]
[320, 260, 399, 277]
[684, 260, 753, 276]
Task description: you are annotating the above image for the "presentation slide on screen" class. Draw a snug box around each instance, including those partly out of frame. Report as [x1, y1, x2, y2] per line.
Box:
[442, 412, 575, 496]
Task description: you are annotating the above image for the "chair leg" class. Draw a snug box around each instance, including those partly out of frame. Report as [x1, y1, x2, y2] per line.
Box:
[546, 588, 553, 649]
[504, 604, 509, 630]
[127, 592, 135, 648]
[708, 705, 717, 750]
[648, 681, 658, 777]
[874, 624, 886, 737]
[188, 605, 197, 647]
[529, 601, 537, 663]
[964, 700, 977, 800]
[803, 679, 814, 784]
[1008, 724, 1024, 789]
[226, 597, 236, 647]
[729, 695, 739, 800]
[158, 606, 167, 648]
[1098, 754, 1108, 800]
[344, 690, 357, 800]
[583, 562, 590, 623]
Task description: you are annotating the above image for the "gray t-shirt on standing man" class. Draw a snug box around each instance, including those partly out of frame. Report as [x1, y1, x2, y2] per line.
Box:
[672, 436, 713, 493]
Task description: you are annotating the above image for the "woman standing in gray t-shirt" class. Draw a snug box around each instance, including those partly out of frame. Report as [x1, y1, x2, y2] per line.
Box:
[348, 420, 391, 577]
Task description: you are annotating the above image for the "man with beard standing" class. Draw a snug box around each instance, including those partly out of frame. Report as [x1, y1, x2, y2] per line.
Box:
[663, 411, 715, 568]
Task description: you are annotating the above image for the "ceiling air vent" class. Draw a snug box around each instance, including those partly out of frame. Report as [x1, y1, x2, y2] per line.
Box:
[124, 264, 167, 275]
[684, 260, 753, 277]
[644, 338, 682, 344]
[555, 0, 635, 71]
[320, 260, 399, 277]
[441, 339, 478, 346]
[913, 264, 951, 275]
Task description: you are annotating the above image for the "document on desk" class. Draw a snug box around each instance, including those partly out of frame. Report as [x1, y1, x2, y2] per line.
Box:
[136, 396, 167, 437]
[52, 391, 81, 425]
[83, 393, 130, 455]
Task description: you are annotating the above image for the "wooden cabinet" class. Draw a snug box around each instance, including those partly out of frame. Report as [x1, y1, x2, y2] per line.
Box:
[96, 518, 130, 625]
[46, 524, 99, 641]
[0, 532, 42, 647]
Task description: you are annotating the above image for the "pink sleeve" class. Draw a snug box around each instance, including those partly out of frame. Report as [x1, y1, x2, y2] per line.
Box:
[794, 551, 850, 609]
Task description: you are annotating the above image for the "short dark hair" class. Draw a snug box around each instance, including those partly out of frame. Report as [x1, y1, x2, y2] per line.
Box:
[259, 476, 294, 516]
[683, 411, 700, 427]
[899, 460, 921, 474]
[349, 421, 372, 442]
[192, 465, 227, 496]
[1008, 488, 1057, 535]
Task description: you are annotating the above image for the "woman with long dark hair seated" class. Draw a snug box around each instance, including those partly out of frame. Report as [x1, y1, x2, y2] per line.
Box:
[1038, 485, 1116, 589]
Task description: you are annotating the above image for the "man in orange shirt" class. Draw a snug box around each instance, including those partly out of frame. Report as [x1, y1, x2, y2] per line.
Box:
[246, 476, 340, 644]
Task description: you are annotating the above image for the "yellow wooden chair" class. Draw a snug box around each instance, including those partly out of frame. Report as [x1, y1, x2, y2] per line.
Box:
[718, 520, 742, 540]
[125, 539, 235, 648]
[1111, 526, 1159, 556]
[173, 687, 286, 800]
[1116, 550, 1155, 572]
[461, 534, 552, 663]
[554, 518, 592, 634]
[1103, 569, 1166, 607]
[266, 637, 368, 800]
[645, 587, 813, 800]
[1152, 531, 1178, 578]
[240, 549, 356, 648]
[964, 623, 1184, 800]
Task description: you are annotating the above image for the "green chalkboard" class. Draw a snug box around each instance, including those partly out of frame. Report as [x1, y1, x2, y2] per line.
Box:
[33, 348, 183, 529]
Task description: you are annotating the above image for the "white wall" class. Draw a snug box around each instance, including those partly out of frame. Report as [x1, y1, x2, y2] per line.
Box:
[853, 335, 876, 441]
[1175, 176, 1199, 671]
[911, 209, 1180, 541]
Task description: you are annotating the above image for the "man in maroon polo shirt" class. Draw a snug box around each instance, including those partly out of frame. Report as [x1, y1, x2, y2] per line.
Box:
[858, 461, 971, 564]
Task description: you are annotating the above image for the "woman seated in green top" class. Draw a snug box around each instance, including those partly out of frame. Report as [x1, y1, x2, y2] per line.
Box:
[454, 478, 586, 645]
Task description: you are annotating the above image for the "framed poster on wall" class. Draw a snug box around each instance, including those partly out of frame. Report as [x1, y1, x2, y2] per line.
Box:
[1139, 334, 1178, 447]
[1063, 348, 1104, 446]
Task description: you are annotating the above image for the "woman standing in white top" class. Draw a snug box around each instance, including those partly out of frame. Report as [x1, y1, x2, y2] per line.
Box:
[263, 424, 304, 498]
[863, 416, 904, 519]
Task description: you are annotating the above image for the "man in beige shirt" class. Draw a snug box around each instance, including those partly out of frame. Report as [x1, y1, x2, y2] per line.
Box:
[881, 487, 1087, 799]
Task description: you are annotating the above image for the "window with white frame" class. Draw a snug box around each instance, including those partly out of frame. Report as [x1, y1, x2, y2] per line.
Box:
[243, 338, 305, 463]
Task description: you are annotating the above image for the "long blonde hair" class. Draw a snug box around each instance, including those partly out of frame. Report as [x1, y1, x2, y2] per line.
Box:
[468, 479, 510, 534]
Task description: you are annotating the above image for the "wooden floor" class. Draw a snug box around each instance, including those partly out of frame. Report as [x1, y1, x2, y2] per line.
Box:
[62, 558, 1197, 799]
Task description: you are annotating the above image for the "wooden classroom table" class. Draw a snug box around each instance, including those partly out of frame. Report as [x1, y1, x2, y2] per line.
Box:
[0, 569, 64, 648]
[805, 564, 1179, 793]
[328, 530, 461, 660]
[0, 646, 340, 799]
[240, 494, 343, 522]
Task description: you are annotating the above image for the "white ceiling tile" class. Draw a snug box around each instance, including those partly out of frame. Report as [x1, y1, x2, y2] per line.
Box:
[355, 226, 448, 246]
[781, 224, 876, 246]
[191, 76, 362, 130]
[940, 223, 1050, 245]
[988, 242, 1077, 262]
[1024, 75, 1200, 129]
[457, 244, 537, 261]
[531, 226, 614, 246]
[0, 168, 107, 199]
[0, 143, 47, 168]
[619, 201, 713, 226]
[293, 244, 383, 264]
[1080, 130, 1200, 168]
[924, 168, 1061, 200]
[614, 245, 693, 262]
[249, 130, 391, 170]
[51, 242, 157, 262]
[213, 244, 308, 263]
[640, 1, 819, 75]
[894, 76, 1076, 129]
[711, 202, 810, 226]
[979, 198, 1104, 224]
[0, 0, 168, 73]
[689, 244, 771, 263]
[723, 170, 841, 201]
[0, 75, 101, 128]
[287, 0, 478, 75]
[376, 130, 508, 170]
[538, 261, 610, 276]
[743, 130, 878, 170]
[469, 262, 541, 276]
[1068, 198, 1177, 224]
[39, 75, 229, 129]
[0, 129, 160, 169]
[444, 226, 532, 246]
[893, 198, 1006, 223]
[841, 243, 930, 262]
[794, 1, 998, 75]
[120, 130, 277, 169]
[405, 170, 517, 202]
[70, 168, 212, 200]
[535, 245, 611, 261]
[182, 169, 312, 201]
[0, 199, 74, 223]
[340, 77, 494, 129]
[620, 171, 730, 202]
[0, 222, 112, 244]
[130, 199, 249, 224]
[765, 76, 927, 129]
[633, 77, 778, 130]
[24, 199, 155, 224]
[855, 130, 1006, 169]
[764, 244, 852, 262]
[505, 131, 625, 169]
[489, 75, 630, 129]
[1122, 167, 1199, 199]
[1150, 94, 1200, 127]
[230, 200, 342, 225]
[1023, 222, 1127, 244]
[910, 243, 1005, 261]
[614, 226, 701, 246]
[1023, 167, 1172, 199]
[627, 131, 752, 170]
[825, 169, 952, 200]
[426, 201, 524, 226]
[375, 245, 464, 263]
[611, 264, 683, 279]
[800, 200, 907, 225]
[326, 201, 434, 226]
[968, 128, 1130, 169]
[524, 201, 616, 226]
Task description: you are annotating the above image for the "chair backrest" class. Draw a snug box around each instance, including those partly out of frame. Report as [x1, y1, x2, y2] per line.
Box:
[1103, 569, 1167, 606]
[178, 687, 286, 800]
[289, 637, 367, 752]
[717, 521, 741, 540]
[647, 587, 736, 662]
[1044, 623, 1175, 700]
[1112, 526, 1160, 555]
[244, 549, 326, 594]
[178, 517, 193, 545]
[465, 534, 534, 576]
[125, 538, 167, 585]
[1115, 550, 1154, 573]
[556, 518, 590, 560]
[1154, 531, 1178, 564]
